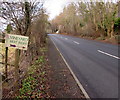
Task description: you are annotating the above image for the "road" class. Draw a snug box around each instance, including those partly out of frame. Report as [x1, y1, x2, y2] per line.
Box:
[48, 34, 119, 98]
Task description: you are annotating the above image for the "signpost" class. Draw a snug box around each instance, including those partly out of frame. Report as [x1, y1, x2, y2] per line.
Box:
[5, 34, 29, 50]
[4, 34, 29, 89]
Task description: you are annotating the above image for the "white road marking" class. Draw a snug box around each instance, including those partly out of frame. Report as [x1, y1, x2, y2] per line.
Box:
[73, 41, 79, 44]
[65, 38, 68, 40]
[98, 50, 120, 59]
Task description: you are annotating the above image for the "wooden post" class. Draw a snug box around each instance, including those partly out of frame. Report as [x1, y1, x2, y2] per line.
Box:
[118, 1, 120, 17]
[5, 47, 8, 79]
[14, 49, 20, 91]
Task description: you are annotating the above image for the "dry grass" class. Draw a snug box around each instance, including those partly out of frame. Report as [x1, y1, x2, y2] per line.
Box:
[0, 43, 15, 73]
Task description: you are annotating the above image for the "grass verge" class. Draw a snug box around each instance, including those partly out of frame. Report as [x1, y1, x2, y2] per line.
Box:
[15, 47, 50, 99]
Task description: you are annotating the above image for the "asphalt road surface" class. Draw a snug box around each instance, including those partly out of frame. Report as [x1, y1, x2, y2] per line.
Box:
[48, 34, 119, 98]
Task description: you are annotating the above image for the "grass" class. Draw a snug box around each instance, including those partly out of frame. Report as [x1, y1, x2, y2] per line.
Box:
[16, 57, 46, 98]
[35, 56, 45, 64]
[40, 47, 47, 52]
[0, 43, 15, 73]
[0, 43, 6, 72]
[16, 47, 49, 98]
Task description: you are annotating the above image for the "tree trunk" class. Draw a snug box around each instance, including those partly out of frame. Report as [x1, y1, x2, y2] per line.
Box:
[110, 22, 114, 37]
[95, 23, 98, 31]
[93, 14, 98, 31]
[107, 28, 111, 37]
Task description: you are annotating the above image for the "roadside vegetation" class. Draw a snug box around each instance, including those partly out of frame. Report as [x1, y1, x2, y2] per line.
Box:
[15, 47, 50, 98]
[51, 1, 120, 44]
[0, 1, 51, 98]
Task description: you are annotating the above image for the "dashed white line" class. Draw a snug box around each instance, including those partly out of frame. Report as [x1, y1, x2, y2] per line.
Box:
[65, 38, 68, 40]
[73, 41, 80, 44]
[98, 50, 120, 59]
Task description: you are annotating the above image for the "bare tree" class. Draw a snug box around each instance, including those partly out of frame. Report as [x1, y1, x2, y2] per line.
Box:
[0, 1, 48, 88]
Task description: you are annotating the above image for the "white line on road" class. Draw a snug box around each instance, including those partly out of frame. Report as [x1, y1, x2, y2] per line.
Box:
[98, 50, 120, 59]
[73, 41, 79, 44]
[65, 38, 68, 40]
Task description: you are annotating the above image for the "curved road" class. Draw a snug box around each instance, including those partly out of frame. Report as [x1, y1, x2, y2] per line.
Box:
[48, 34, 119, 98]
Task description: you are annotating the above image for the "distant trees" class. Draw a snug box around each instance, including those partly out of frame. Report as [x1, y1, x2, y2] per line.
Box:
[51, 1, 119, 38]
[51, 3, 79, 35]
[31, 10, 48, 55]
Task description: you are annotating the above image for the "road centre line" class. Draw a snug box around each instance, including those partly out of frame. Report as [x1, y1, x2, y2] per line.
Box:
[73, 41, 80, 44]
[65, 38, 68, 40]
[98, 50, 120, 59]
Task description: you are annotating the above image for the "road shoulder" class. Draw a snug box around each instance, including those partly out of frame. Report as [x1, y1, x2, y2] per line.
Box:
[47, 38, 85, 98]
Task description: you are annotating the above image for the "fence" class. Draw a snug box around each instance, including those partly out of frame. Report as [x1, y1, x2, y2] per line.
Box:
[0, 38, 14, 98]
[0, 34, 29, 98]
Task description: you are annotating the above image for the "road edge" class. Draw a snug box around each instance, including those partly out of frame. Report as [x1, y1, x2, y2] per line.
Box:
[50, 37, 90, 99]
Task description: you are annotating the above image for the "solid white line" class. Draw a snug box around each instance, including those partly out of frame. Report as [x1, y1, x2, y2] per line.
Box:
[98, 50, 120, 59]
[73, 41, 80, 44]
[50, 38, 90, 99]
[65, 38, 68, 40]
